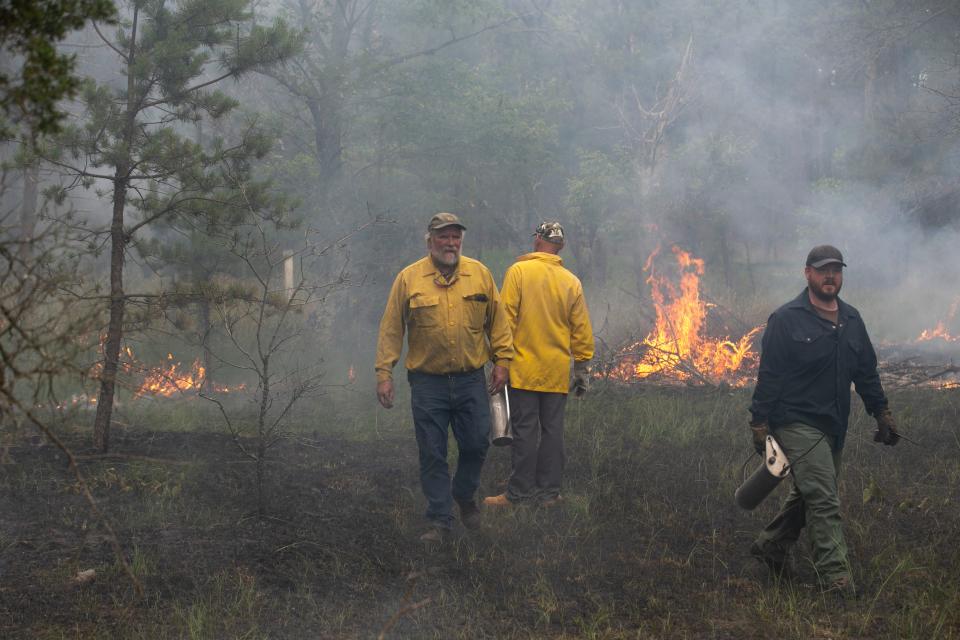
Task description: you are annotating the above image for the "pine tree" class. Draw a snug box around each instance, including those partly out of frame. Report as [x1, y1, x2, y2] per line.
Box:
[55, 0, 300, 451]
[0, 0, 116, 136]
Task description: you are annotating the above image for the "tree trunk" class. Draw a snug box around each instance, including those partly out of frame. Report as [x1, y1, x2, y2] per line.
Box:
[93, 175, 128, 452]
[306, 96, 343, 187]
[744, 240, 756, 292]
[256, 357, 269, 519]
[93, 6, 137, 453]
[592, 235, 607, 288]
[199, 297, 212, 391]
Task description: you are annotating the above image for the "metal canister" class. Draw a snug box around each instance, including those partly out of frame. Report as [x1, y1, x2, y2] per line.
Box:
[735, 435, 791, 510]
[489, 387, 512, 446]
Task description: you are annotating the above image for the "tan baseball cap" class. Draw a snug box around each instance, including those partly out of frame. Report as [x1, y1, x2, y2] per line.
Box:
[427, 212, 466, 232]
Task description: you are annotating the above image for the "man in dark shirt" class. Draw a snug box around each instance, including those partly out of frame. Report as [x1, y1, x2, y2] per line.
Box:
[748, 245, 899, 596]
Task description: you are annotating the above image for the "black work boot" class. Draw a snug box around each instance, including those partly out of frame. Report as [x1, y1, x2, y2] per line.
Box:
[823, 575, 857, 600]
[750, 541, 793, 578]
[419, 523, 450, 544]
[456, 499, 482, 530]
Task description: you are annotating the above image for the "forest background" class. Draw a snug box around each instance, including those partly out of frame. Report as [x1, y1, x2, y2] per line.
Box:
[3, 1, 960, 638]
[8, 0, 960, 394]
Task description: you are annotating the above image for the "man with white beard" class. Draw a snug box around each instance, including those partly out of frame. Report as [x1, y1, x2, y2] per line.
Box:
[748, 244, 899, 597]
[376, 213, 513, 542]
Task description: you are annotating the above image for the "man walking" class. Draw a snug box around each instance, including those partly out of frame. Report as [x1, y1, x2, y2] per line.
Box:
[748, 244, 899, 595]
[484, 221, 594, 508]
[376, 213, 513, 542]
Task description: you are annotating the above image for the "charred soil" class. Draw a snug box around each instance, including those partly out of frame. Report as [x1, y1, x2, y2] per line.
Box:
[1, 387, 959, 638]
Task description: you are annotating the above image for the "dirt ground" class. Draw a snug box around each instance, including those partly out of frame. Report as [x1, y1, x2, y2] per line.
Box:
[1, 388, 959, 638]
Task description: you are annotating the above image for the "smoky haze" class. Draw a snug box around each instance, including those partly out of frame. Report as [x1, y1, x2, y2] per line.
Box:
[6, 4, 960, 637]
[5, 0, 960, 392]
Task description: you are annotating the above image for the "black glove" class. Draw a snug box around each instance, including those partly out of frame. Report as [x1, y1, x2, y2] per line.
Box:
[750, 419, 769, 455]
[572, 361, 590, 397]
[873, 408, 900, 446]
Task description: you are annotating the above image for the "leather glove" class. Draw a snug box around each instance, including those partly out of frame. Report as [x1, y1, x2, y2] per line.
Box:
[750, 419, 769, 455]
[572, 361, 590, 397]
[873, 408, 900, 446]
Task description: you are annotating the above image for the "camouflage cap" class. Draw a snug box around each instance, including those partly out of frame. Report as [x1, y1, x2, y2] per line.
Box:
[427, 212, 466, 232]
[534, 221, 565, 244]
[806, 245, 847, 268]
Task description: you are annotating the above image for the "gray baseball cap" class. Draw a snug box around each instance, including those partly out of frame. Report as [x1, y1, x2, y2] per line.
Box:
[806, 245, 847, 268]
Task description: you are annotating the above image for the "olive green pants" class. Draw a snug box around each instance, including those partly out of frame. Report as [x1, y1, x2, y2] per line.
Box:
[753, 422, 851, 585]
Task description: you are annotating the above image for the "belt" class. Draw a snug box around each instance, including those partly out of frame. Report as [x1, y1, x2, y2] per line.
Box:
[408, 368, 483, 379]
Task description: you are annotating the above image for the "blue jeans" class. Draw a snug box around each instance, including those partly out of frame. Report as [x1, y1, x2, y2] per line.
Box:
[408, 369, 491, 528]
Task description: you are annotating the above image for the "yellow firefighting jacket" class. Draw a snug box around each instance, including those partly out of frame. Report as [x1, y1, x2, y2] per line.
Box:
[375, 255, 513, 382]
[500, 252, 594, 393]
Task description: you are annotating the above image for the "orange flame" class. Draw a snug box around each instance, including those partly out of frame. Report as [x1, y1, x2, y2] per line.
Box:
[917, 299, 959, 343]
[87, 341, 245, 397]
[135, 353, 205, 397]
[917, 322, 957, 343]
[608, 245, 761, 386]
[131, 351, 245, 397]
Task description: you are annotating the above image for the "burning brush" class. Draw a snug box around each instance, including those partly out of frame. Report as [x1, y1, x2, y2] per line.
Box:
[602, 245, 762, 387]
[113, 348, 245, 397]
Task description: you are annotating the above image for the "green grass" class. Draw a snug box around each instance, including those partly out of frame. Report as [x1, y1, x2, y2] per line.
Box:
[2, 385, 959, 638]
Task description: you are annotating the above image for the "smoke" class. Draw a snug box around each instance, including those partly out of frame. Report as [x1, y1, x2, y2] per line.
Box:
[5, 0, 960, 382]
[628, 2, 960, 342]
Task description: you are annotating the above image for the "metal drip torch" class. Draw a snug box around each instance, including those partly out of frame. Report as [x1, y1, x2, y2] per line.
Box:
[489, 386, 512, 446]
[735, 435, 791, 510]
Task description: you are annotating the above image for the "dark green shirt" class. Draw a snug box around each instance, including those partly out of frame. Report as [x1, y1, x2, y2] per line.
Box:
[749, 289, 888, 448]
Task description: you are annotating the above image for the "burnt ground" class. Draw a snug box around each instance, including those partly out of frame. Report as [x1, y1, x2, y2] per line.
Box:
[1, 387, 959, 639]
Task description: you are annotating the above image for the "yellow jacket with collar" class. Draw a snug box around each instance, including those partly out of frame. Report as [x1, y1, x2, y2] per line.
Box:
[500, 252, 594, 393]
[376, 255, 513, 382]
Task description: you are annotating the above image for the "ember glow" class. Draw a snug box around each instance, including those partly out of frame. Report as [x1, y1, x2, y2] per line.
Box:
[607, 245, 761, 386]
[51, 393, 98, 411]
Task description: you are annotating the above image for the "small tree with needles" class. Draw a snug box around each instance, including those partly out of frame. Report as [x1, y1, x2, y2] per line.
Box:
[192, 169, 378, 517]
[51, 0, 300, 452]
